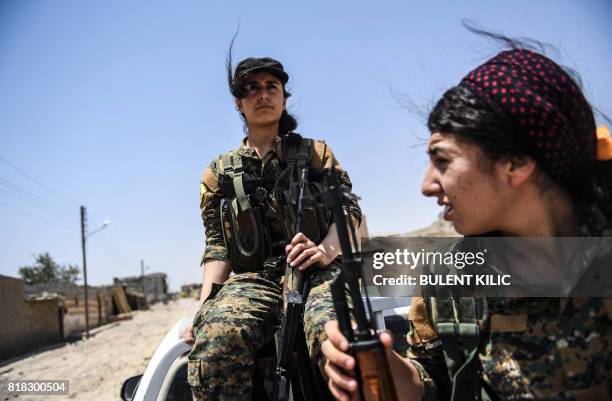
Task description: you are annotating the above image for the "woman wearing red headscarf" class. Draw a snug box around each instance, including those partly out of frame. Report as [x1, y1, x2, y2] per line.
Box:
[322, 45, 612, 401]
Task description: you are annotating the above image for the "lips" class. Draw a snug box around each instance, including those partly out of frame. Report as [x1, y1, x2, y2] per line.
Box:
[256, 105, 274, 110]
[443, 204, 454, 220]
[435, 197, 454, 220]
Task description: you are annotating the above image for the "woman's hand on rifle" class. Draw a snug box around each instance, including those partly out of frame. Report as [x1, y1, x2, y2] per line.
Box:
[322, 320, 394, 400]
[286, 225, 340, 270]
[322, 320, 424, 401]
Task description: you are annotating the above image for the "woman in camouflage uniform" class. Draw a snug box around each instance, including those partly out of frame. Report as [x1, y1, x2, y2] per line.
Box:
[322, 44, 612, 401]
[185, 55, 361, 401]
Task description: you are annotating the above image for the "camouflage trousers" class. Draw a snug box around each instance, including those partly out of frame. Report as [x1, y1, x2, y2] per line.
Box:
[187, 266, 338, 401]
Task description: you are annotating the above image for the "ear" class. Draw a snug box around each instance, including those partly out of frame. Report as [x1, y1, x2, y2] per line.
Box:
[504, 156, 537, 187]
[235, 97, 243, 113]
[282, 97, 287, 110]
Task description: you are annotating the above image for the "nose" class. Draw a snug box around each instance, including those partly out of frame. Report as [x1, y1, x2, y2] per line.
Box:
[421, 163, 441, 197]
[258, 88, 272, 101]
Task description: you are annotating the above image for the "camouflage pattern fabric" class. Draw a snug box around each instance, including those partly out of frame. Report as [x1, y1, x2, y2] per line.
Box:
[199, 136, 362, 265]
[191, 135, 360, 400]
[303, 264, 340, 372]
[408, 294, 612, 400]
[188, 267, 339, 401]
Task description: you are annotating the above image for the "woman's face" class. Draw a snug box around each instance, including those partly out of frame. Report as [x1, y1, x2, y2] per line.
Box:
[421, 132, 512, 236]
[235, 71, 286, 129]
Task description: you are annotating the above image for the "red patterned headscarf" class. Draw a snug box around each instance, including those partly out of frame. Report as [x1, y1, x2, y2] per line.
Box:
[460, 49, 597, 183]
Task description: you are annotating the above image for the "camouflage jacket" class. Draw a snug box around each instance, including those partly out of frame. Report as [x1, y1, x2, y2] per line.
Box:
[407, 240, 612, 401]
[199, 135, 362, 265]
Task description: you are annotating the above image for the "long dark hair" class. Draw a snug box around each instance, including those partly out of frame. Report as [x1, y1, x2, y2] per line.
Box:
[225, 33, 298, 136]
[428, 25, 612, 235]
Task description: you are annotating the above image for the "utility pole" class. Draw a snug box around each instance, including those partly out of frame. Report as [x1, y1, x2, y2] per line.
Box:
[79, 208, 109, 340]
[140, 259, 145, 301]
[80, 206, 90, 339]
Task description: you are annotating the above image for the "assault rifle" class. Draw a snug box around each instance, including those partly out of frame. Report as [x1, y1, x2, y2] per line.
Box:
[323, 166, 398, 401]
[274, 142, 329, 401]
[273, 158, 307, 401]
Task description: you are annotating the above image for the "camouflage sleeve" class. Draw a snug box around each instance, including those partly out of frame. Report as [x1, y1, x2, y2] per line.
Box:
[311, 140, 362, 227]
[200, 161, 230, 265]
[405, 297, 451, 401]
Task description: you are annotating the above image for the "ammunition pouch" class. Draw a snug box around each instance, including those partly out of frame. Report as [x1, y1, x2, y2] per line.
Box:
[220, 197, 271, 273]
[277, 180, 329, 245]
[423, 240, 494, 401]
[217, 134, 329, 274]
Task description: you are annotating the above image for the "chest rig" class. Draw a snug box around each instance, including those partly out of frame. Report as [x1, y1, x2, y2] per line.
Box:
[216, 134, 330, 274]
[421, 239, 497, 401]
[422, 237, 612, 401]
[423, 274, 494, 401]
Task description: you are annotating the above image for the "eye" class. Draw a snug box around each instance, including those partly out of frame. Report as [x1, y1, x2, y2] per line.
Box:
[244, 83, 262, 95]
[432, 157, 449, 168]
[266, 83, 279, 93]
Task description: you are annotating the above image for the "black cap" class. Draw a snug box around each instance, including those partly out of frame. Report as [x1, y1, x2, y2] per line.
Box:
[233, 57, 289, 85]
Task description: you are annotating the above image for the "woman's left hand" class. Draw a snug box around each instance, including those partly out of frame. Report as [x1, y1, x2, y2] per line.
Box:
[285, 232, 331, 271]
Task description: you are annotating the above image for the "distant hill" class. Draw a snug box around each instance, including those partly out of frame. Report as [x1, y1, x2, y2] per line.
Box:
[404, 214, 459, 237]
[361, 214, 459, 238]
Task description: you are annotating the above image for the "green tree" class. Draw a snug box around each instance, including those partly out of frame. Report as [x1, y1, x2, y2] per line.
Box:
[18, 253, 81, 285]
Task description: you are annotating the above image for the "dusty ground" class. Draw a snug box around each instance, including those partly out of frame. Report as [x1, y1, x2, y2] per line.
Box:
[0, 298, 198, 401]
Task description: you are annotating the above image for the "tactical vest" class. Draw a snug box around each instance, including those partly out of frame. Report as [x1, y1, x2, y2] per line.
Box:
[422, 239, 498, 401]
[216, 134, 330, 273]
[421, 238, 611, 401]
[423, 284, 495, 401]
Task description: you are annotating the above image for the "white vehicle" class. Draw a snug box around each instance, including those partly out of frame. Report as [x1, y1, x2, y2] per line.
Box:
[121, 319, 192, 401]
[120, 297, 411, 401]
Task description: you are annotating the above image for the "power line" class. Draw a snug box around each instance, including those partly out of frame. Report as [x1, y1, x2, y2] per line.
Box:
[0, 176, 75, 214]
[0, 187, 77, 224]
[87, 211, 133, 269]
[91, 239, 130, 269]
[0, 156, 78, 207]
[92, 232, 135, 270]
[0, 199, 73, 230]
[0, 176, 77, 218]
[98, 232, 129, 261]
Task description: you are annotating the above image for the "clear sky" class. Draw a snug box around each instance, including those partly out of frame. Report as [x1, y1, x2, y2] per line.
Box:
[1, 0, 610, 291]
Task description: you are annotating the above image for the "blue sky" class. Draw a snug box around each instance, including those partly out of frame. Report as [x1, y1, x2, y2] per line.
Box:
[1, 0, 610, 291]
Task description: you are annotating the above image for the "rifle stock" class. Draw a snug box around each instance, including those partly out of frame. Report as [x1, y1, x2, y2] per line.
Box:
[353, 341, 398, 401]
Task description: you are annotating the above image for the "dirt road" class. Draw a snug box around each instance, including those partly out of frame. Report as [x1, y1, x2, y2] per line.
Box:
[0, 298, 198, 401]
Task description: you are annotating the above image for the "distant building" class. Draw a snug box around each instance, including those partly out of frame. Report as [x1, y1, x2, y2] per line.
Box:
[181, 283, 202, 299]
[0, 275, 62, 360]
[113, 272, 168, 304]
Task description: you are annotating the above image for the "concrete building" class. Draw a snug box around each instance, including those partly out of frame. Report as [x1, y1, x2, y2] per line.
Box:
[113, 272, 168, 304]
[0, 275, 62, 361]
